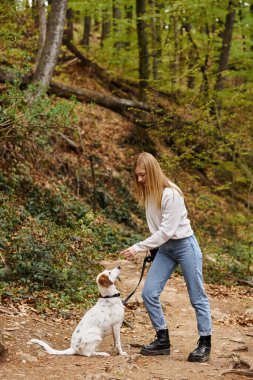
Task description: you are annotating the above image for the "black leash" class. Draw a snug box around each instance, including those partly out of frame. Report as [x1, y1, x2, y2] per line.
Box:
[122, 254, 153, 306]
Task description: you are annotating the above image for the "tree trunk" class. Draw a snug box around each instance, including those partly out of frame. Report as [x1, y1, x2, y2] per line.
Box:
[215, 0, 237, 91]
[183, 19, 210, 95]
[33, 0, 68, 88]
[66, 8, 74, 41]
[101, 7, 111, 47]
[136, 0, 149, 100]
[149, 0, 162, 81]
[34, 0, 47, 71]
[112, 0, 123, 50]
[171, 15, 179, 88]
[31, 0, 39, 25]
[125, 4, 133, 49]
[50, 81, 153, 114]
[184, 22, 196, 89]
[82, 15, 91, 47]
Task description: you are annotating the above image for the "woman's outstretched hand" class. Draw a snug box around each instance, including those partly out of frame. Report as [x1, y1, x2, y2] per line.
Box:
[121, 246, 136, 260]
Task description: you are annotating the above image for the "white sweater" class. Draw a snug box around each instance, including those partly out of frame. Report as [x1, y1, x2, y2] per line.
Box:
[133, 187, 193, 253]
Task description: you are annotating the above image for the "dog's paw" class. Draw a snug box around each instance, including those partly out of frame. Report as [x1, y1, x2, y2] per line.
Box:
[119, 351, 128, 356]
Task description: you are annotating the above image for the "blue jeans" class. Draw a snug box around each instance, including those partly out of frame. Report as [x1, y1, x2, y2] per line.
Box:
[142, 235, 212, 336]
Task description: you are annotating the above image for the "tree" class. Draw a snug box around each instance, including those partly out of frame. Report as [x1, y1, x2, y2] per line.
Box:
[136, 0, 149, 100]
[33, 0, 68, 88]
[149, 0, 162, 81]
[112, 0, 123, 50]
[82, 15, 92, 47]
[66, 8, 74, 41]
[215, 0, 238, 91]
[34, 0, 47, 71]
[101, 6, 111, 47]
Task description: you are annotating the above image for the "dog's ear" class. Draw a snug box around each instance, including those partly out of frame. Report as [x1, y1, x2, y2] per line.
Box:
[98, 274, 113, 287]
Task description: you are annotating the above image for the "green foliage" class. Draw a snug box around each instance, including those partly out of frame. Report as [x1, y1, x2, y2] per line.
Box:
[0, 0, 36, 72]
[193, 192, 253, 284]
[0, 83, 77, 145]
[94, 172, 144, 227]
[0, 174, 142, 309]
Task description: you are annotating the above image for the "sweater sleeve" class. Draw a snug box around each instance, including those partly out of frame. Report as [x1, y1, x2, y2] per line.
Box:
[133, 190, 184, 252]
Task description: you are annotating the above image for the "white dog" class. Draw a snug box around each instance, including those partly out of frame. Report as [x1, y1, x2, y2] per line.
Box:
[29, 266, 127, 357]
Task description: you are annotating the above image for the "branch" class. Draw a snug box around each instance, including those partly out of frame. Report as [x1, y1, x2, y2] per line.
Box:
[221, 369, 253, 377]
[50, 81, 152, 113]
[56, 132, 80, 152]
[237, 279, 253, 288]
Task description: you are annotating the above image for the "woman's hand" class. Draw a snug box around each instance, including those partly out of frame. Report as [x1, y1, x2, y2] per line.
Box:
[121, 246, 136, 260]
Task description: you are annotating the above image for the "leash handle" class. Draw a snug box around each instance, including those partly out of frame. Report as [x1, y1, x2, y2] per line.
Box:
[122, 256, 150, 305]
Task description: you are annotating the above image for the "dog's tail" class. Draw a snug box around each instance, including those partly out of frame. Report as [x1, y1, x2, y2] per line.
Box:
[29, 338, 75, 355]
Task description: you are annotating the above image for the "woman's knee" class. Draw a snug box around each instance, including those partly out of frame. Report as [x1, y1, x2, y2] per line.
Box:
[142, 287, 158, 304]
[141, 287, 149, 303]
[190, 295, 210, 311]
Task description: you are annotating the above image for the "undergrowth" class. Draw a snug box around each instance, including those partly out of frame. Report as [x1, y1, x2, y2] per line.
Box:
[0, 83, 252, 313]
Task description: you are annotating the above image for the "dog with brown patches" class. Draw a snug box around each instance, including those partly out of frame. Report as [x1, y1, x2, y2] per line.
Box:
[29, 266, 126, 357]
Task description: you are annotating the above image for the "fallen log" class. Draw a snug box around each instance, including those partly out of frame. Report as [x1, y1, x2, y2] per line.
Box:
[50, 81, 152, 115]
[0, 67, 155, 127]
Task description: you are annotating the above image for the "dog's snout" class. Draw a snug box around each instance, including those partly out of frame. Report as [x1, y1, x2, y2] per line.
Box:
[117, 266, 121, 270]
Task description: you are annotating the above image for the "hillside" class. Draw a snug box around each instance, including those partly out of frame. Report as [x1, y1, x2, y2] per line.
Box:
[1, 57, 252, 297]
[0, 3, 253, 372]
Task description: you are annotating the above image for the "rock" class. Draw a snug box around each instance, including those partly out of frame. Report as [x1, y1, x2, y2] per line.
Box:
[211, 308, 229, 320]
[37, 350, 46, 357]
[33, 329, 44, 339]
[18, 353, 38, 363]
[60, 310, 71, 319]
[127, 353, 141, 363]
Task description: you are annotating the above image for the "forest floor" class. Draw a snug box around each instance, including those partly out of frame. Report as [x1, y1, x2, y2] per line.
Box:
[0, 254, 253, 380]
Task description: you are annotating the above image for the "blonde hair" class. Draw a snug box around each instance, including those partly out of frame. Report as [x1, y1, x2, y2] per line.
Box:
[134, 152, 182, 209]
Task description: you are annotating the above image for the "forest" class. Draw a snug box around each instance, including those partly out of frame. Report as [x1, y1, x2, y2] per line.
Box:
[0, 0, 252, 324]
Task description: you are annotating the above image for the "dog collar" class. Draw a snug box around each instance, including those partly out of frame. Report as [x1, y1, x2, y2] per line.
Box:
[99, 293, 120, 299]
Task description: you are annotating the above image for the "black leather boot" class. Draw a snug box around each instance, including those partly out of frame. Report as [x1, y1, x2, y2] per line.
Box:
[187, 335, 211, 362]
[140, 329, 170, 356]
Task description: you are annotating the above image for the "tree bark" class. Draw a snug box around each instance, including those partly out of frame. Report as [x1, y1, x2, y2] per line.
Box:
[171, 15, 179, 87]
[112, 0, 123, 50]
[33, 0, 68, 88]
[184, 22, 196, 89]
[149, 0, 162, 81]
[50, 81, 152, 114]
[125, 4, 133, 49]
[101, 7, 111, 47]
[182, 19, 210, 96]
[49, 81, 158, 128]
[215, 0, 237, 91]
[66, 8, 74, 41]
[34, 0, 47, 71]
[136, 0, 149, 100]
[82, 15, 91, 47]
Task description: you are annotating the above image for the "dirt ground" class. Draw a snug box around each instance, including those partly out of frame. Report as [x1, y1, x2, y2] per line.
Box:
[0, 254, 252, 380]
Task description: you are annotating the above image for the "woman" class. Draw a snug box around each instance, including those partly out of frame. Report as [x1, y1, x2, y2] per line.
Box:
[122, 152, 212, 362]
